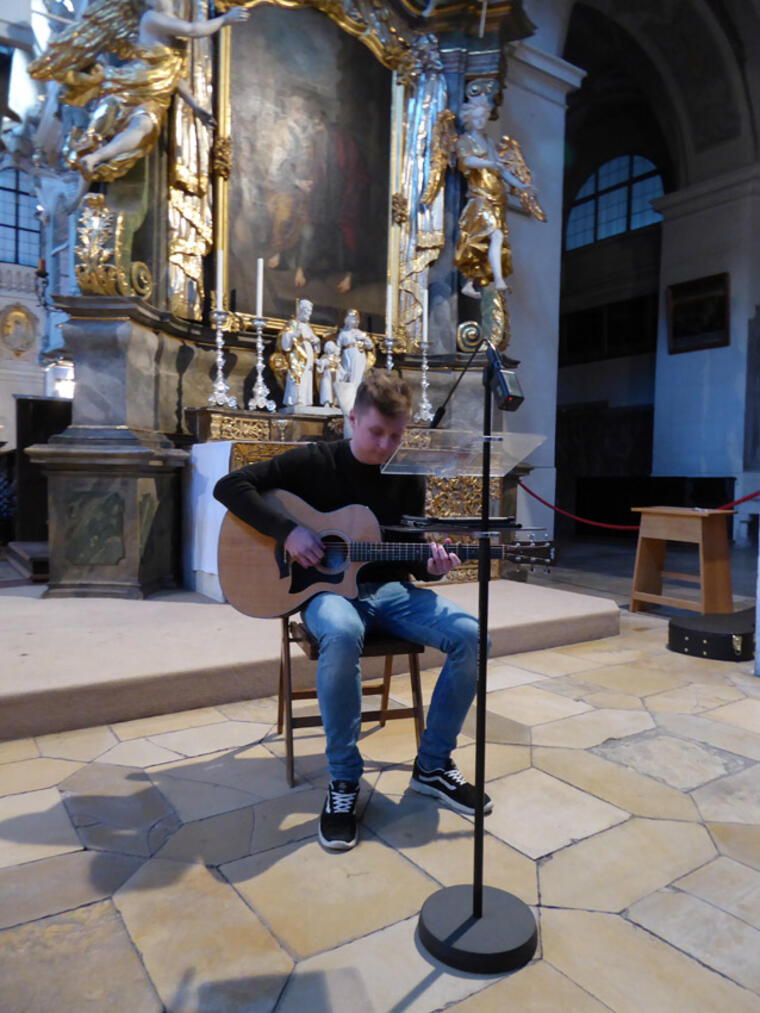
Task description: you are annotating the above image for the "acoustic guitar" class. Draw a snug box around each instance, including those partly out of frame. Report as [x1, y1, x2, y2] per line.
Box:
[217, 488, 553, 618]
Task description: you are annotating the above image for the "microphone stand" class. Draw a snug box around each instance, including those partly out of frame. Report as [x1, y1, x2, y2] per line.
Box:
[417, 344, 538, 974]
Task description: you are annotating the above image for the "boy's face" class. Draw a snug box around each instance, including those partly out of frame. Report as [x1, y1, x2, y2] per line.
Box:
[349, 405, 408, 466]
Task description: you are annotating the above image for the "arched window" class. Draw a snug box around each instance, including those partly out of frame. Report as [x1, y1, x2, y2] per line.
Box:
[565, 155, 663, 250]
[0, 168, 40, 266]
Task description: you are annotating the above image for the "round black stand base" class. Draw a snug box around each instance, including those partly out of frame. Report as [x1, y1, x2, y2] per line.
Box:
[418, 885, 537, 975]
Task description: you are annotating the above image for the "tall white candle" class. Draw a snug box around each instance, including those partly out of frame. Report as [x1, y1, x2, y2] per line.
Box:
[385, 283, 393, 341]
[215, 250, 223, 311]
[422, 287, 429, 346]
[256, 257, 264, 318]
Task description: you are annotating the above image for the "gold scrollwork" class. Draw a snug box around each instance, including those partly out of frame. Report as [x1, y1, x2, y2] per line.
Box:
[212, 136, 232, 180]
[230, 440, 302, 469]
[391, 192, 409, 224]
[426, 474, 503, 583]
[457, 320, 482, 353]
[74, 194, 153, 298]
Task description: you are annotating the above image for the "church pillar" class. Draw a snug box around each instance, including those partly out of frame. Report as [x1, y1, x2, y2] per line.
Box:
[652, 165, 760, 543]
[497, 42, 584, 535]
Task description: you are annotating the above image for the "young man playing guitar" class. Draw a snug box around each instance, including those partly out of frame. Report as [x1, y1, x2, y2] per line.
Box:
[214, 370, 491, 850]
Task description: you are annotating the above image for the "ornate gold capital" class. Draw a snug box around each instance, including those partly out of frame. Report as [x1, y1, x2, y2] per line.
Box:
[74, 195, 152, 299]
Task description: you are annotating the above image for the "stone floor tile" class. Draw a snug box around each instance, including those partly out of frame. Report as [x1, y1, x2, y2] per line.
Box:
[111, 706, 227, 741]
[149, 772, 258, 823]
[531, 709, 654, 748]
[264, 728, 331, 785]
[223, 834, 435, 959]
[0, 787, 81, 870]
[540, 818, 715, 910]
[147, 719, 270, 757]
[453, 741, 531, 783]
[483, 662, 547, 690]
[60, 763, 180, 856]
[0, 849, 141, 930]
[0, 900, 161, 1012]
[692, 765, 760, 824]
[35, 725, 118, 761]
[655, 711, 760, 761]
[484, 768, 628, 859]
[97, 738, 185, 768]
[149, 743, 295, 802]
[0, 737, 38, 763]
[676, 856, 760, 929]
[542, 907, 760, 1013]
[114, 858, 293, 1013]
[354, 717, 423, 766]
[0, 756, 83, 795]
[628, 888, 760, 994]
[705, 698, 760, 734]
[533, 747, 700, 820]
[595, 729, 748, 791]
[363, 790, 537, 904]
[577, 661, 688, 697]
[276, 915, 496, 1013]
[156, 806, 256, 865]
[707, 822, 760, 872]
[581, 690, 644, 710]
[554, 643, 646, 666]
[486, 685, 592, 726]
[462, 706, 531, 746]
[216, 696, 278, 724]
[500, 649, 607, 677]
[446, 959, 609, 1012]
[645, 683, 746, 714]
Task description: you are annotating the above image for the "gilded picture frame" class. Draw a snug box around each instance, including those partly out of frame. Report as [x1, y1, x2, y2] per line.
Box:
[223, 4, 393, 330]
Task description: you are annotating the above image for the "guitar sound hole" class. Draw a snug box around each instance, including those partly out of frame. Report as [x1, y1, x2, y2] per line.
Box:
[318, 535, 349, 575]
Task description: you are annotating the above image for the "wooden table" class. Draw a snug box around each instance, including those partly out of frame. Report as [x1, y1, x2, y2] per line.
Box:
[630, 506, 734, 614]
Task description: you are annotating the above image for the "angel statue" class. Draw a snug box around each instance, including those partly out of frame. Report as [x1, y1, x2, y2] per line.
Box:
[28, 0, 248, 209]
[423, 93, 545, 300]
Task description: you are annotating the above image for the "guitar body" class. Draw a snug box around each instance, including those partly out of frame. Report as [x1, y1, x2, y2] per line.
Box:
[217, 489, 382, 618]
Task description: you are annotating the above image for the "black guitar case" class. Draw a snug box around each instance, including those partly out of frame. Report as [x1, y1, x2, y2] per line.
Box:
[667, 608, 755, 662]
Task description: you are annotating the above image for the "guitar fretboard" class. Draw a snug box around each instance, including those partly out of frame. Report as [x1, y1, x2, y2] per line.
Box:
[345, 542, 550, 563]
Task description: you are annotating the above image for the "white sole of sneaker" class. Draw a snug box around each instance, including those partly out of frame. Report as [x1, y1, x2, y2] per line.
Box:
[318, 828, 358, 851]
[410, 778, 494, 816]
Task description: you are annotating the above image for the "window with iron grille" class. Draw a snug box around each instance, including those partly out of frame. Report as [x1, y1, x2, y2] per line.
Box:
[566, 155, 663, 251]
[0, 168, 40, 267]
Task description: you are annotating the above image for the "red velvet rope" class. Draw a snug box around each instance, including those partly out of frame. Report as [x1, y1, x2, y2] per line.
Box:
[516, 481, 760, 532]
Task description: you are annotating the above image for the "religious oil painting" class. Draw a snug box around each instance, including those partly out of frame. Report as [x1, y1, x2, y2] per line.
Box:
[666, 273, 730, 354]
[228, 5, 391, 327]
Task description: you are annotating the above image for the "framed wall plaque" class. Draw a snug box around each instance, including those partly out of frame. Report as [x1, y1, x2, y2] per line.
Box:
[666, 272, 730, 354]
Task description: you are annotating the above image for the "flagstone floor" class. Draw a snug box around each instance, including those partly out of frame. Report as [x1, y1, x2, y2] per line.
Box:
[1, 610, 760, 1012]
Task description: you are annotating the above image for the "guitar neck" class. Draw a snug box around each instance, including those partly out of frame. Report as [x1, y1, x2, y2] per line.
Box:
[349, 542, 548, 564]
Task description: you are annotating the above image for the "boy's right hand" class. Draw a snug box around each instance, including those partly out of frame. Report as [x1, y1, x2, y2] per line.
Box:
[284, 525, 324, 568]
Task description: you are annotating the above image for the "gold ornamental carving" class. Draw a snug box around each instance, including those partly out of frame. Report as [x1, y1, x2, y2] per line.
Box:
[207, 414, 272, 442]
[391, 193, 409, 225]
[74, 194, 153, 298]
[426, 475, 503, 583]
[230, 440, 303, 470]
[212, 136, 232, 180]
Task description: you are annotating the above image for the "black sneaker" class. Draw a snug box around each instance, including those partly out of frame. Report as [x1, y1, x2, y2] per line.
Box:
[319, 780, 360, 850]
[410, 758, 493, 816]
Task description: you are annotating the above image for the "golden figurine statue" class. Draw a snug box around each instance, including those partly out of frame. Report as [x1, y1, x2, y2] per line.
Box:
[453, 94, 545, 298]
[28, 0, 248, 208]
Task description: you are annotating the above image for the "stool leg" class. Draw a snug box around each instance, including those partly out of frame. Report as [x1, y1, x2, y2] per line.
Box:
[630, 536, 666, 612]
[409, 653, 424, 747]
[280, 619, 295, 787]
[379, 655, 393, 727]
[700, 515, 733, 613]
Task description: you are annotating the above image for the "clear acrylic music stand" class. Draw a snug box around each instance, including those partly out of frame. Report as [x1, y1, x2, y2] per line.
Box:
[382, 422, 545, 972]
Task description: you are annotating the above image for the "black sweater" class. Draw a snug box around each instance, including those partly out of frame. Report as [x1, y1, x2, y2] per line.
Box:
[213, 440, 433, 584]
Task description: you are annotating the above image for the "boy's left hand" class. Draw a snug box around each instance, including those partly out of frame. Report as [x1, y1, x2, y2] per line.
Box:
[426, 539, 461, 576]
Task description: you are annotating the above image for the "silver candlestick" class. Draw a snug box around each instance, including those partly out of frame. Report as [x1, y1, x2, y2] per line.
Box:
[384, 330, 394, 372]
[208, 309, 237, 409]
[413, 333, 434, 423]
[248, 316, 276, 411]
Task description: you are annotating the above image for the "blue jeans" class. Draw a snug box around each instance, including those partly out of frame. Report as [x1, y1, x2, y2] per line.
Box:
[302, 581, 481, 783]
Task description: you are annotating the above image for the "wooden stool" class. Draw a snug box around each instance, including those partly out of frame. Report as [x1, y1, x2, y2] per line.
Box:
[630, 506, 734, 614]
[278, 618, 425, 786]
